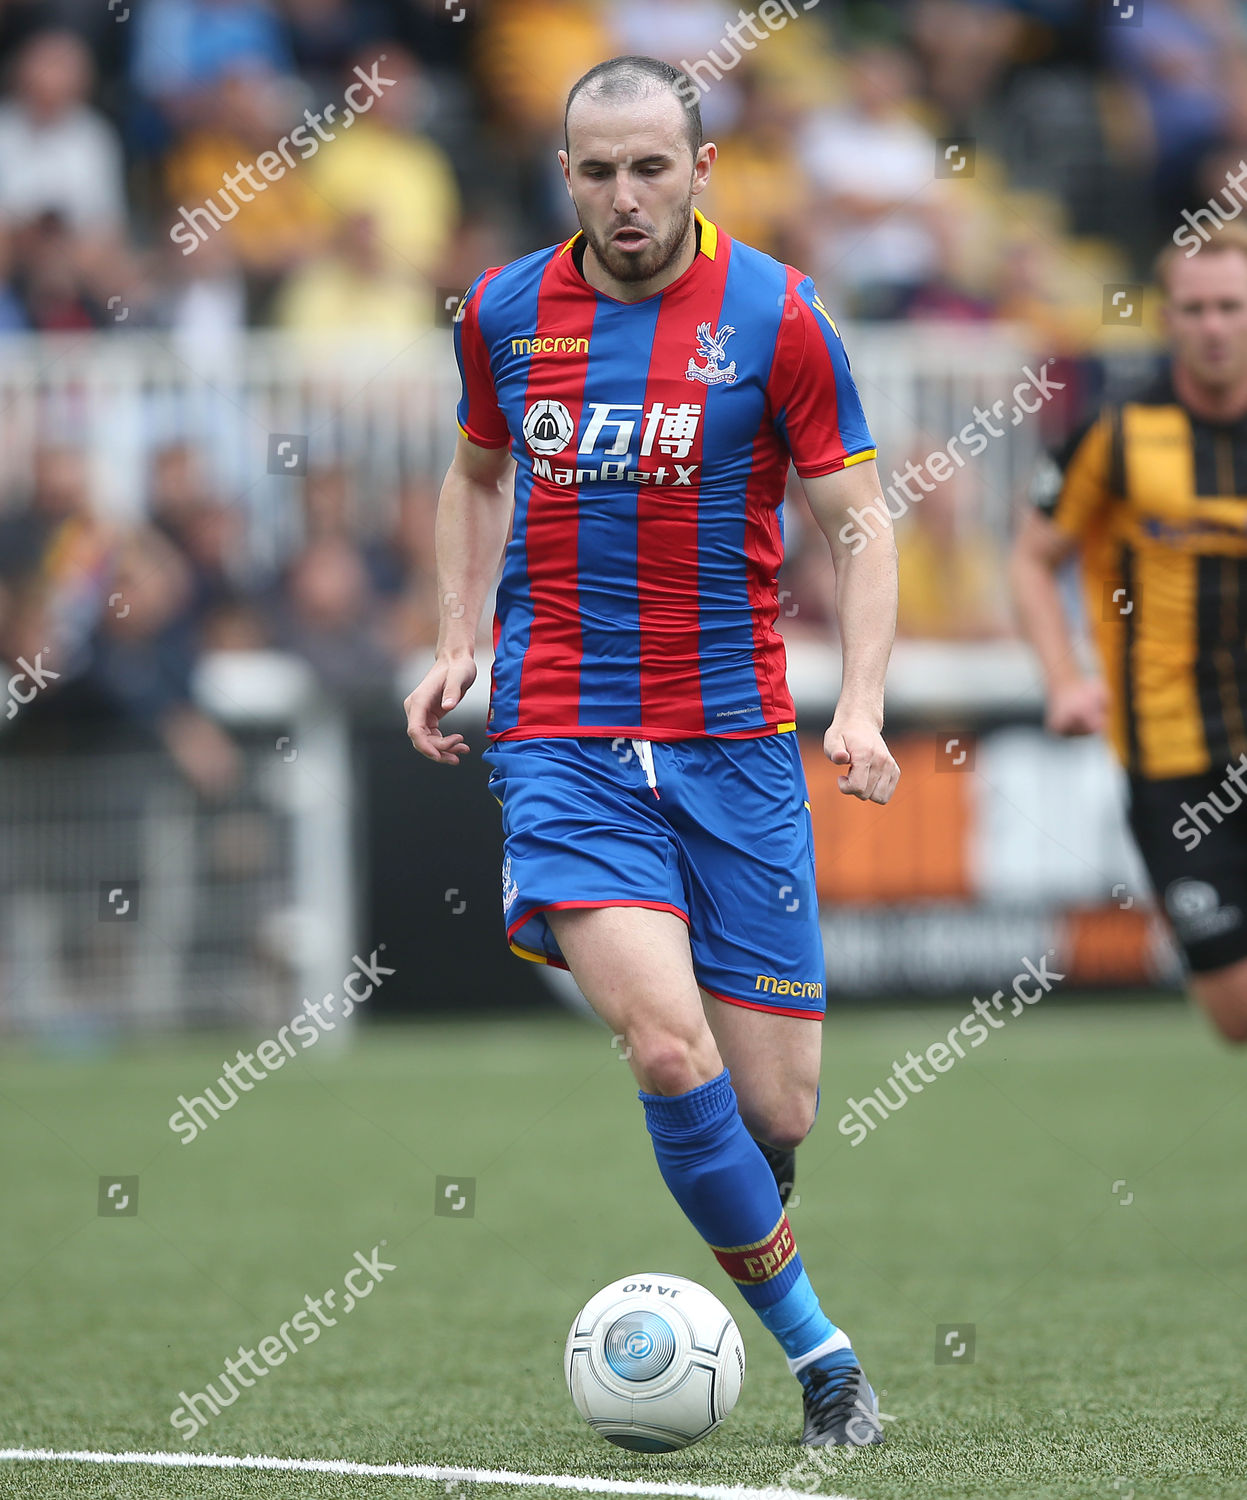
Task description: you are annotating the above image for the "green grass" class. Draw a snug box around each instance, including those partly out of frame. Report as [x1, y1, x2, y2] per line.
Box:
[1, 1001, 1246, 1500]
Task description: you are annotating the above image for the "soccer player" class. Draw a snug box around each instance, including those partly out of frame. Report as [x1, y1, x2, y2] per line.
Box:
[405, 55, 899, 1444]
[1011, 228, 1247, 1044]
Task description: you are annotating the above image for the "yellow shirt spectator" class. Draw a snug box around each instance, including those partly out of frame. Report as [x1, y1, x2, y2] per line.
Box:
[308, 122, 459, 278]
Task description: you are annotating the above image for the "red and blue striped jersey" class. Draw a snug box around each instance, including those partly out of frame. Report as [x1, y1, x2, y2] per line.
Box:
[453, 208, 877, 741]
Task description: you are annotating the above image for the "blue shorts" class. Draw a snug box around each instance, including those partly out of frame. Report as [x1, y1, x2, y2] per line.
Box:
[480, 732, 826, 1019]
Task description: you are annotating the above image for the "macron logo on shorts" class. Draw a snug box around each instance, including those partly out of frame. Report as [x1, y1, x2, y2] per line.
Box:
[755, 974, 823, 1000]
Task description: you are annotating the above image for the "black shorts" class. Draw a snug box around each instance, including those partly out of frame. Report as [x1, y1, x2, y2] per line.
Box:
[1128, 770, 1247, 972]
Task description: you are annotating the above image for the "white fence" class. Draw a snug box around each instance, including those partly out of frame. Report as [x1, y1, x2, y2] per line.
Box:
[0, 324, 1046, 559]
[0, 656, 355, 1038]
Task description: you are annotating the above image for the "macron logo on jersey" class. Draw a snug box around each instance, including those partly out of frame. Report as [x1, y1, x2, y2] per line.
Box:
[510, 335, 589, 356]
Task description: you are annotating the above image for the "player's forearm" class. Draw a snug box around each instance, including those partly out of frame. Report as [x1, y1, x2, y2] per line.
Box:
[1008, 546, 1084, 690]
[803, 460, 897, 724]
[829, 526, 898, 725]
[433, 463, 513, 658]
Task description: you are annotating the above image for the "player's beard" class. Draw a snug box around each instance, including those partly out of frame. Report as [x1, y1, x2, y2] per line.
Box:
[578, 191, 695, 286]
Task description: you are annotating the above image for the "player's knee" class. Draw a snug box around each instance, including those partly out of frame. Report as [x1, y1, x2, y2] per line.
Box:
[759, 1117, 814, 1153]
[631, 1031, 717, 1096]
[747, 1095, 817, 1152]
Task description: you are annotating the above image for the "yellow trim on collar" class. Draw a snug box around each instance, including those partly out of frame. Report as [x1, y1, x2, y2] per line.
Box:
[693, 208, 718, 259]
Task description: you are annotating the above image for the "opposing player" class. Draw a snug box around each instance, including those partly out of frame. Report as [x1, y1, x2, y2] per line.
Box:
[1011, 228, 1247, 1043]
[405, 56, 899, 1444]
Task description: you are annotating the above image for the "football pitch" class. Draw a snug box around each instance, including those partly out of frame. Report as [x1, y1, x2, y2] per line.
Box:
[2, 1000, 1245, 1500]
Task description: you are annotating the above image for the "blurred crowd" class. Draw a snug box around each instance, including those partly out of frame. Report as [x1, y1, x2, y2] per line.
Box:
[3, 0, 1244, 337]
[0, 440, 442, 791]
[3, 0, 1245, 774]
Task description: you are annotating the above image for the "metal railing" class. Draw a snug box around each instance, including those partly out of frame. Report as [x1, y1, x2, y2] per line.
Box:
[0, 654, 357, 1037]
[0, 324, 1046, 554]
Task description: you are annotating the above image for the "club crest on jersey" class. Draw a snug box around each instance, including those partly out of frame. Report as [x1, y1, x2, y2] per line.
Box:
[686, 322, 737, 386]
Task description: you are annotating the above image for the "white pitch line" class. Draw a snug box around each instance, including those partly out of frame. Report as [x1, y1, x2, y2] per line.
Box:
[0, 1446, 862, 1500]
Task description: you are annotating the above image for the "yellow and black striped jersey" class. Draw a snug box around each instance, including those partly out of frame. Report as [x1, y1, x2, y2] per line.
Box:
[1034, 367, 1247, 780]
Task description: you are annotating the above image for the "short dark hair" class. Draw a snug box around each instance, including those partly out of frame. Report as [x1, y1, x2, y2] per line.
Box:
[564, 55, 703, 161]
[1155, 224, 1247, 294]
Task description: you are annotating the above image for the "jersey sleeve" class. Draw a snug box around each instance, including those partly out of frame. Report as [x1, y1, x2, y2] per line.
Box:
[768, 274, 877, 478]
[1031, 412, 1117, 537]
[453, 271, 511, 450]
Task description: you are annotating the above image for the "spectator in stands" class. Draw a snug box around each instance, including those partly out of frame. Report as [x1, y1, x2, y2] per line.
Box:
[908, 0, 1023, 131]
[364, 477, 434, 594]
[162, 67, 332, 319]
[10, 212, 104, 330]
[148, 443, 246, 624]
[894, 462, 1013, 640]
[989, 228, 1092, 358]
[366, 477, 441, 655]
[0, 449, 245, 794]
[0, 574, 72, 726]
[199, 591, 270, 650]
[696, 65, 811, 264]
[300, 462, 355, 541]
[1101, 0, 1246, 234]
[151, 229, 248, 354]
[0, 30, 126, 237]
[267, 534, 395, 699]
[0, 447, 113, 672]
[0, 224, 27, 331]
[282, 0, 389, 101]
[473, 0, 613, 148]
[471, 0, 614, 245]
[797, 43, 949, 317]
[88, 524, 243, 795]
[307, 45, 460, 284]
[130, 0, 293, 145]
[275, 211, 434, 334]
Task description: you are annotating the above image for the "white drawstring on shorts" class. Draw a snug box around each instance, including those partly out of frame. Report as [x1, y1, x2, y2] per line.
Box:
[631, 738, 660, 800]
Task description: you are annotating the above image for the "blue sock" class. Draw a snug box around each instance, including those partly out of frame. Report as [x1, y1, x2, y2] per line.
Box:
[640, 1069, 844, 1367]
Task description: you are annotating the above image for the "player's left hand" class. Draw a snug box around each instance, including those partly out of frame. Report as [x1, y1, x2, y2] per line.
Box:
[823, 714, 899, 804]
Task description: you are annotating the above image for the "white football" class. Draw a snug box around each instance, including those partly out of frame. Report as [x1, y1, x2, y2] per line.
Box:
[564, 1272, 746, 1452]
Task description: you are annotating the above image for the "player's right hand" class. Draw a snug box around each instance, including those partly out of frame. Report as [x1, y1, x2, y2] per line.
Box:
[1046, 676, 1108, 737]
[404, 655, 478, 763]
